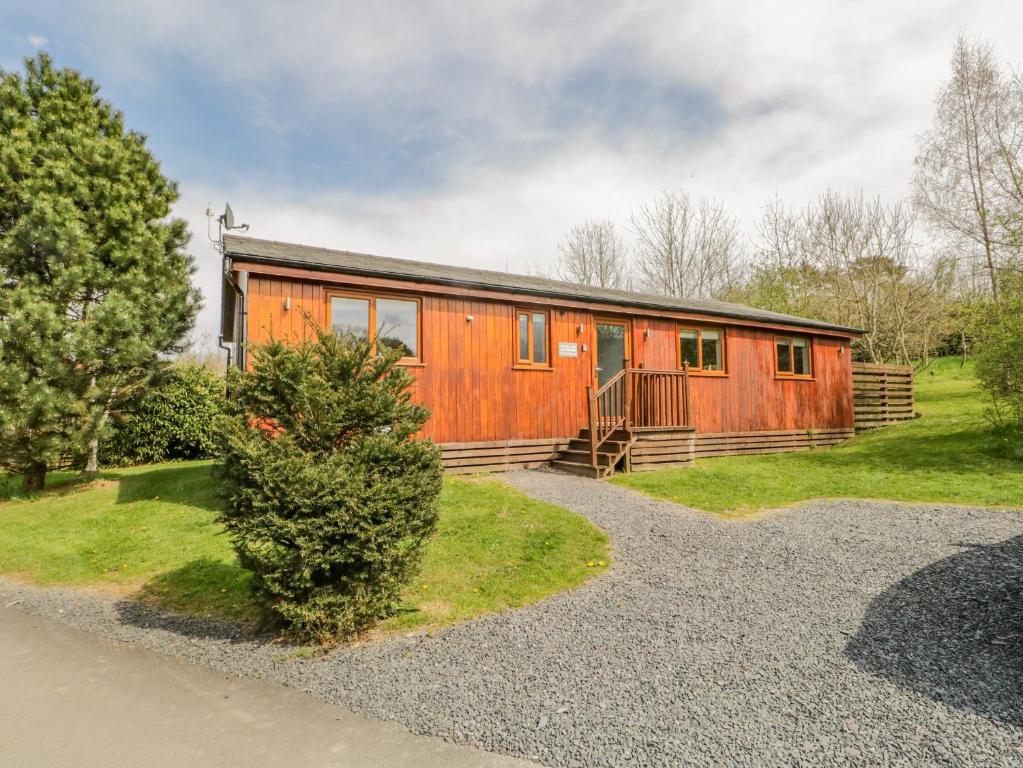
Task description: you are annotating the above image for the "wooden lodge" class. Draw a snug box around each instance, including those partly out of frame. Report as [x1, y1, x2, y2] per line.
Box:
[220, 236, 863, 478]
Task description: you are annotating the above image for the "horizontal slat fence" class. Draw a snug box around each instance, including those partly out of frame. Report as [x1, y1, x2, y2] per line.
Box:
[693, 428, 854, 458]
[440, 438, 572, 474]
[630, 428, 696, 471]
[852, 363, 915, 431]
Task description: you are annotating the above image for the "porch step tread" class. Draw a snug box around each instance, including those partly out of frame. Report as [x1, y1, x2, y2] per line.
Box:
[558, 449, 617, 466]
[568, 438, 630, 453]
[550, 460, 609, 479]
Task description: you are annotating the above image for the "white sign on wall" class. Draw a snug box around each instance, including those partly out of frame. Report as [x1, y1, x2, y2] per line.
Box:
[558, 342, 579, 358]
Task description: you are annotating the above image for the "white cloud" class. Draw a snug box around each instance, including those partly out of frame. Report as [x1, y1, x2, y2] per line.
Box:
[26, 34, 48, 49]
[107, 0, 1023, 347]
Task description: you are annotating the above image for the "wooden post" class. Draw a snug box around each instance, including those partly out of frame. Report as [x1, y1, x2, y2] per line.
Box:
[624, 369, 633, 430]
[682, 361, 691, 426]
[587, 385, 598, 468]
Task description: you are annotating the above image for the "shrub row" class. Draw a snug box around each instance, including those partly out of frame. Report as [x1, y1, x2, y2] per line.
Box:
[101, 364, 224, 466]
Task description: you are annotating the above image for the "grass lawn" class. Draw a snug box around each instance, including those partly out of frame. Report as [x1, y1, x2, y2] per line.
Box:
[0, 463, 608, 634]
[613, 356, 1023, 514]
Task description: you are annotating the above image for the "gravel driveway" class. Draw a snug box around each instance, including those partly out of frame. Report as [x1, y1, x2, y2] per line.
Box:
[3, 470, 1022, 767]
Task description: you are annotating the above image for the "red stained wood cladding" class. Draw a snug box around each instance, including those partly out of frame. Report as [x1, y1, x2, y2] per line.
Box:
[242, 271, 856, 444]
[629, 319, 854, 433]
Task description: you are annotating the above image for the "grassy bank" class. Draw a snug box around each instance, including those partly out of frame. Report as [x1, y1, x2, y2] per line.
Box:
[613, 357, 1023, 514]
[0, 462, 608, 633]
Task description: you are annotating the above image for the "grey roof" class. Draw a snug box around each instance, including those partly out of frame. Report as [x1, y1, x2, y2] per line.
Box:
[224, 235, 862, 335]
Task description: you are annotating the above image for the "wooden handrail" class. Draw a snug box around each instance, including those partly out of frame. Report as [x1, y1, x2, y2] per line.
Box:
[588, 368, 629, 459]
[588, 367, 690, 463]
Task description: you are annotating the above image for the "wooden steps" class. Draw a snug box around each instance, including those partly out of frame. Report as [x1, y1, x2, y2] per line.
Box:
[551, 426, 698, 478]
[550, 428, 634, 479]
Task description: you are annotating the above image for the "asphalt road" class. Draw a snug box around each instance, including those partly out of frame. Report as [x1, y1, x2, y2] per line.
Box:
[0, 606, 534, 768]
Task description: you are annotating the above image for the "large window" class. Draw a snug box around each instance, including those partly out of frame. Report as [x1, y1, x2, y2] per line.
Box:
[678, 326, 725, 374]
[329, 292, 421, 362]
[775, 335, 812, 378]
[515, 308, 549, 367]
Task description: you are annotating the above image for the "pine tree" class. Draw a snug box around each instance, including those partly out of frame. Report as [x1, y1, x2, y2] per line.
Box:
[0, 53, 200, 491]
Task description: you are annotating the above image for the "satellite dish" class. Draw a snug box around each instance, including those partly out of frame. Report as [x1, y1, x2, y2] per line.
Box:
[219, 202, 249, 232]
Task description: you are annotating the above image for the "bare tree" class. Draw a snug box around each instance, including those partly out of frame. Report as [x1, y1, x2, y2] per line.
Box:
[733, 195, 831, 319]
[730, 192, 953, 364]
[630, 191, 744, 300]
[914, 36, 1023, 302]
[992, 71, 1023, 244]
[549, 219, 630, 289]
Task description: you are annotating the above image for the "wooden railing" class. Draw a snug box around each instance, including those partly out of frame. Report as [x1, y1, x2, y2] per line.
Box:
[629, 366, 691, 429]
[587, 365, 691, 465]
[587, 368, 630, 466]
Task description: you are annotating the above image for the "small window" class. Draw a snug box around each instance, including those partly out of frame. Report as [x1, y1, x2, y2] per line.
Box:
[678, 326, 725, 373]
[516, 308, 549, 367]
[776, 335, 813, 377]
[329, 292, 421, 363]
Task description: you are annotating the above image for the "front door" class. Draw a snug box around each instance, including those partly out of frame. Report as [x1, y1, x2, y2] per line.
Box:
[594, 319, 630, 390]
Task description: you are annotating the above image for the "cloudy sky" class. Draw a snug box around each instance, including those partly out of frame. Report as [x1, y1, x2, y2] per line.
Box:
[3, 1, 1022, 345]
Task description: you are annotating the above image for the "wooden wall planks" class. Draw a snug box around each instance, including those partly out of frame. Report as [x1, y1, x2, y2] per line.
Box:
[629, 319, 854, 434]
[243, 273, 856, 444]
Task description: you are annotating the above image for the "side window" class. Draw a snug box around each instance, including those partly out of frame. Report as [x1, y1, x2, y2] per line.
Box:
[776, 335, 813, 377]
[329, 293, 421, 363]
[701, 329, 723, 371]
[792, 337, 811, 376]
[678, 326, 725, 373]
[516, 308, 550, 367]
[680, 329, 699, 368]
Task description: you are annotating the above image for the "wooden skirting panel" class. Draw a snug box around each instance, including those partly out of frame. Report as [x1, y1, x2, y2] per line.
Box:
[440, 438, 572, 474]
[630, 428, 696, 472]
[692, 428, 854, 459]
[852, 362, 915, 431]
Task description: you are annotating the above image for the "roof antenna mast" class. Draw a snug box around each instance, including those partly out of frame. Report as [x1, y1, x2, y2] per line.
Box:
[208, 203, 250, 372]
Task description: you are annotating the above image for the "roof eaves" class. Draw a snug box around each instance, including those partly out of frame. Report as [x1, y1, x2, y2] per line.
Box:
[226, 244, 864, 336]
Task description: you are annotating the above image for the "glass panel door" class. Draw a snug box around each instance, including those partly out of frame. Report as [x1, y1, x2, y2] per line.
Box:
[595, 321, 628, 390]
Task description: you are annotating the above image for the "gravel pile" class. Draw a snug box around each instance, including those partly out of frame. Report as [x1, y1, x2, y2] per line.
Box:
[3, 470, 1022, 767]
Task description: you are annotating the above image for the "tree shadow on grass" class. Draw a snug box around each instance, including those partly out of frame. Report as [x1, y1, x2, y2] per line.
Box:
[115, 463, 222, 512]
[810, 421, 1020, 479]
[845, 533, 1023, 726]
[115, 557, 272, 644]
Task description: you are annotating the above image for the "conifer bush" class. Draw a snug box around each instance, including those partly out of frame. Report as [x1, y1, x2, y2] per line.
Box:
[216, 327, 442, 642]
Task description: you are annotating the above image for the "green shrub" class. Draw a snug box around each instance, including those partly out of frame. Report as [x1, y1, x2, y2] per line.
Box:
[215, 328, 442, 642]
[985, 425, 1023, 461]
[974, 275, 1023, 431]
[101, 364, 224, 466]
